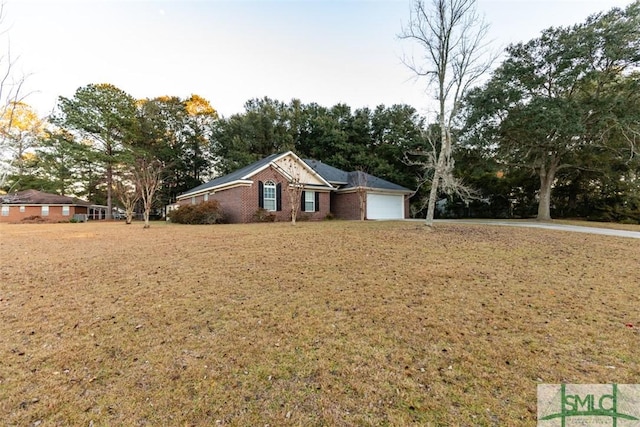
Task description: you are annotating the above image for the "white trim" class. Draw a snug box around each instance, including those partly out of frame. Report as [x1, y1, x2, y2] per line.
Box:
[247, 151, 335, 189]
[263, 180, 277, 211]
[303, 190, 315, 212]
[301, 185, 334, 191]
[336, 187, 412, 195]
[242, 152, 292, 179]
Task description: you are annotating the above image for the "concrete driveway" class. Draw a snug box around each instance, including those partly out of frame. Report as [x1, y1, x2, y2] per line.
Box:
[432, 219, 640, 239]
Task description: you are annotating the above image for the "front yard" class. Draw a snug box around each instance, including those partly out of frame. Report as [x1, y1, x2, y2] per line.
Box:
[1, 221, 638, 425]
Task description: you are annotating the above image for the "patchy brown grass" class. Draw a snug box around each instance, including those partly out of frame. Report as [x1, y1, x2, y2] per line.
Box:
[1, 220, 639, 426]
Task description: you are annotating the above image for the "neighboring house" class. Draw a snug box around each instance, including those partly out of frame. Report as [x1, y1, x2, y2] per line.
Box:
[0, 189, 103, 223]
[174, 151, 413, 223]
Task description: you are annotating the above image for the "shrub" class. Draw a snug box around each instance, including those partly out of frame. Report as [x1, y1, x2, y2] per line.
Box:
[324, 212, 336, 220]
[252, 208, 276, 222]
[296, 213, 311, 222]
[21, 215, 52, 224]
[169, 201, 225, 224]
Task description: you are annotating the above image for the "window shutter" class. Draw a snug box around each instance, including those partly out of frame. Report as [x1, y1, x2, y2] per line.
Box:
[300, 191, 306, 212]
[258, 181, 264, 208]
[276, 183, 282, 211]
[315, 191, 320, 212]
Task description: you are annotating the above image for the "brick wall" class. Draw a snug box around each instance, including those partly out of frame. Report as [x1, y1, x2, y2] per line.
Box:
[331, 192, 361, 220]
[405, 195, 411, 219]
[0, 205, 86, 223]
[174, 163, 412, 223]
[177, 166, 331, 223]
[241, 167, 330, 223]
[210, 186, 247, 223]
[177, 194, 208, 207]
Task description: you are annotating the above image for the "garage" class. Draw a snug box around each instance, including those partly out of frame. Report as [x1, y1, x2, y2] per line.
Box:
[367, 193, 404, 220]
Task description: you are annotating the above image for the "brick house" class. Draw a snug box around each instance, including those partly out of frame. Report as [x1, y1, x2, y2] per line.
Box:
[0, 189, 98, 223]
[174, 151, 413, 223]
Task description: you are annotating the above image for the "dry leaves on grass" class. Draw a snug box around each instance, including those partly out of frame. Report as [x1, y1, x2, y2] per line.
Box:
[0, 220, 639, 425]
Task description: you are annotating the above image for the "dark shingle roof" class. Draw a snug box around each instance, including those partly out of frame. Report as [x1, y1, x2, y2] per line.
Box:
[180, 152, 412, 198]
[302, 159, 349, 184]
[346, 171, 411, 192]
[0, 189, 91, 205]
[304, 159, 411, 192]
[181, 153, 282, 197]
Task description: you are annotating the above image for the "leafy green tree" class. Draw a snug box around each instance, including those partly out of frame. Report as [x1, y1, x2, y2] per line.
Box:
[465, 2, 640, 220]
[136, 95, 217, 208]
[369, 104, 427, 189]
[53, 83, 139, 218]
[31, 130, 89, 196]
[210, 98, 430, 216]
[212, 97, 296, 174]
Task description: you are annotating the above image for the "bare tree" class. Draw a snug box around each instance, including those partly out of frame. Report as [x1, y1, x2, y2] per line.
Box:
[0, 102, 44, 178]
[399, 0, 494, 226]
[0, 3, 30, 189]
[404, 125, 480, 215]
[274, 156, 304, 225]
[353, 168, 369, 221]
[113, 171, 139, 225]
[132, 157, 163, 229]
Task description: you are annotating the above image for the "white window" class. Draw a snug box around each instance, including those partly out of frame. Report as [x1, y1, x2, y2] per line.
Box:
[41, 205, 49, 216]
[191, 196, 196, 205]
[19, 205, 25, 213]
[1, 206, 8, 216]
[304, 191, 315, 212]
[263, 180, 276, 211]
[62, 206, 70, 216]
[204, 193, 209, 202]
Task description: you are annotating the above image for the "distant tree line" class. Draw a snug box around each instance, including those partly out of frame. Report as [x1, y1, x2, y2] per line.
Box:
[1, 1, 638, 223]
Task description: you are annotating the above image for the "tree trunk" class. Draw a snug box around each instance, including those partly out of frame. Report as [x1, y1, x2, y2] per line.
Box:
[424, 169, 440, 226]
[106, 162, 113, 220]
[143, 208, 150, 228]
[290, 192, 297, 225]
[537, 159, 558, 221]
[425, 116, 449, 227]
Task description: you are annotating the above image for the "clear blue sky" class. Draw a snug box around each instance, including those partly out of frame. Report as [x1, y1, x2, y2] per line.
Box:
[6, 0, 635, 118]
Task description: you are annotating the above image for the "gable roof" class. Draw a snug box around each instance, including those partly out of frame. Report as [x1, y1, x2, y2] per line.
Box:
[180, 152, 281, 198]
[346, 170, 411, 192]
[178, 152, 413, 200]
[0, 189, 91, 205]
[178, 151, 334, 199]
[303, 159, 412, 193]
[302, 159, 349, 184]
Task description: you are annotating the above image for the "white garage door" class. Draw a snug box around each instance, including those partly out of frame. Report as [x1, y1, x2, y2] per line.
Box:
[367, 193, 404, 220]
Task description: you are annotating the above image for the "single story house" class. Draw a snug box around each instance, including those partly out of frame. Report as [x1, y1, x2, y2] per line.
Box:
[0, 189, 104, 223]
[174, 151, 413, 223]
